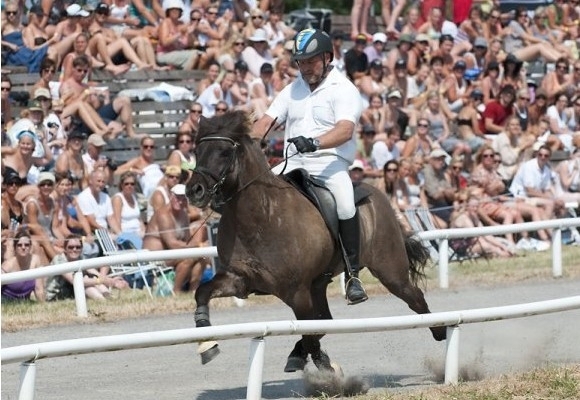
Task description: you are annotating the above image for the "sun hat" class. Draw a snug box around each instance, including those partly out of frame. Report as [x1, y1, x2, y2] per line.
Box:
[66, 4, 90, 17]
[38, 172, 56, 184]
[372, 32, 387, 43]
[165, 165, 182, 176]
[87, 134, 106, 147]
[349, 159, 365, 171]
[33, 88, 51, 100]
[248, 28, 268, 42]
[170, 184, 186, 195]
[429, 148, 448, 159]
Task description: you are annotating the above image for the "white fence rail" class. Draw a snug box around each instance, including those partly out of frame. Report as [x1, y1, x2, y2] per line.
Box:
[1, 219, 579, 317]
[3, 295, 580, 400]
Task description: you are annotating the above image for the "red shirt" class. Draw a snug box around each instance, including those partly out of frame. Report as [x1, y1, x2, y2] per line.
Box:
[479, 100, 513, 135]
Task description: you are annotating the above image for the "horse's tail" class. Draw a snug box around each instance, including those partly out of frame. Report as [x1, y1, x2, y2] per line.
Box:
[404, 233, 430, 286]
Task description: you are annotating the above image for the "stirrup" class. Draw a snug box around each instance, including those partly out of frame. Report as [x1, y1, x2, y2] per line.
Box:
[345, 277, 368, 305]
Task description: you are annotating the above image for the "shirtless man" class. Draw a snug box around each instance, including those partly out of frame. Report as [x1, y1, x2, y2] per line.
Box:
[59, 54, 139, 138]
[143, 184, 206, 293]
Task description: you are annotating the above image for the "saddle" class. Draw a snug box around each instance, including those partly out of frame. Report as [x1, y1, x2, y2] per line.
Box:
[283, 168, 371, 241]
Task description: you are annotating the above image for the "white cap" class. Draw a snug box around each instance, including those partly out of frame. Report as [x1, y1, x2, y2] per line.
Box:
[171, 184, 186, 196]
[163, 0, 185, 11]
[349, 159, 365, 171]
[248, 28, 268, 42]
[66, 4, 90, 17]
[372, 32, 387, 43]
[429, 148, 448, 159]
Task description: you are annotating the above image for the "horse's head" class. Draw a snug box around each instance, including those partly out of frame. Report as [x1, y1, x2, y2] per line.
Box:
[187, 110, 266, 208]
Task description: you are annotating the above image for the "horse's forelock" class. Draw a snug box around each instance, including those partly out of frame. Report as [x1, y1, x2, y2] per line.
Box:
[197, 110, 251, 143]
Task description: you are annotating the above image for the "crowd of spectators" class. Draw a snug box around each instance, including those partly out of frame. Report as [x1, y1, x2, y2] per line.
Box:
[2, 1, 580, 301]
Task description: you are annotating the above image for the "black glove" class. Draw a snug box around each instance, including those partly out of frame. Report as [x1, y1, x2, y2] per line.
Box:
[288, 136, 318, 153]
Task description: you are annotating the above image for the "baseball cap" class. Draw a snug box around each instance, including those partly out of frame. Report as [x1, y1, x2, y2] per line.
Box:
[473, 36, 488, 48]
[387, 89, 402, 99]
[395, 58, 407, 69]
[415, 33, 430, 43]
[67, 4, 90, 17]
[87, 134, 106, 147]
[369, 59, 383, 69]
[260, 62, 274, 74]
[349, 159, 365, 171]
[248, 28, 268, 42]
[165, 165, 182, 177]
[28, 100, 43, 112]
[362, 124, 376, 134]
[170, 184, 186, 196]
[29, 5, 44, 16]
[398, 33, 413, 45]
[470, 88, 484, 99]
[429, 148, 448, 159]
[38, 172, 56, 184]
[453, 60, 467, 70]
[34, 88, 51, 100]
[96, 2, 109, 14]
[234, 60, 248, 71]
[68, 130, 87, 140]
[355, 34, 368, 44]
[372, 32, 387, 43]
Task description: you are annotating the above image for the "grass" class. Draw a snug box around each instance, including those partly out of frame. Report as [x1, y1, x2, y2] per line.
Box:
[3, 246, 580, 333]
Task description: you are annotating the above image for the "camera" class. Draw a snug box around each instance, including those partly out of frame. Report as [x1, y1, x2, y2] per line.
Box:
[47, 122, 59, 129]
[106, 158, 118, 171]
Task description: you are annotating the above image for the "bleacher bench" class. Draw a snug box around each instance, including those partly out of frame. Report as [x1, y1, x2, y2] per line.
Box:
[102, 135, 176, 166]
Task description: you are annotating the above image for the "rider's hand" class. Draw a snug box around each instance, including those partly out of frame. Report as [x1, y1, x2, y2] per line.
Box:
[288, 136, 318, 153]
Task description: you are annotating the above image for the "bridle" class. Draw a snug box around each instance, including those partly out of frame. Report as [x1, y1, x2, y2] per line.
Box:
[195, 136, 240, 201]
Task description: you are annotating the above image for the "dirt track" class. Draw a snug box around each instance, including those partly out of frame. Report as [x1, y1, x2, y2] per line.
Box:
[2, 278, 580, 400]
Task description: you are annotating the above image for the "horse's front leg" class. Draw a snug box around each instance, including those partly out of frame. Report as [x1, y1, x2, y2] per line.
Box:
[194, 271, 248, 364]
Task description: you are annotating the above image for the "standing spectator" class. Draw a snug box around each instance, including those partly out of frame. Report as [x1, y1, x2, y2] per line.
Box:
[76, 169, 122, 236]
[143, 184, 207, 292]
[344, 34, 369, 82]
[423, 148, 455, 228]
[112, 171, 144, 237]
[350, 0, 371, 41]
[509, 144, 565, 220]
[1, 231, 45, 301]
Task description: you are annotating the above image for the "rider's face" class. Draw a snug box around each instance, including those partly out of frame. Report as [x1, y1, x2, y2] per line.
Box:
[297, 55, 326, 85]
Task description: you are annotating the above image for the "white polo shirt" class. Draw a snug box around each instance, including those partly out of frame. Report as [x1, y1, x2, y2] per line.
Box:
[266, 67, 362, 163]
[76, 187, 113, 229]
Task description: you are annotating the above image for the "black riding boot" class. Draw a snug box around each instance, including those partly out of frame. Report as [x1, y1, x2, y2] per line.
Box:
[339, 213, 368, 305]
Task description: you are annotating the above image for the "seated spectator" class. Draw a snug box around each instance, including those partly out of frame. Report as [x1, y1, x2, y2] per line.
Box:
[156, 0, 200, 70]
[47, 234, 127, 301]
[354, 124, 378, 176]
[82, 134, 114, 184]
[241, 8, 266, 41]
[493, 116, 536, 182]
[143, 184, 207, 293]
[168, 132, 196, 172]
[55, 130, 88, 193]
[375, 159, 412, 231]
[186, 6, 227, 69]
[358, 59, 389, 109]
[423, 148, 455, 228]
[77, 169, 122, 238]
[229, 60, 254, 111]
[216, 33, 246, 73]
[401, 115, 435, 159]
[360, 94, 387, 135]
[1, 170, 24, 232]
[196, 61, 221, 94]
[112, 171, 144, 237]
[450, 192, 514, 258]
[1, 231, 45, 301]
[456, 89, 486, 153]
[241, 28, 274, 78]
[480, 61, 501, 105]
[116, 136, 164, 199]
[22, 172, 61, 263]
[509, 144, 565, 221]
[480, 84, 516, 138]
[399, 157, 424, 208]
[371, 125, 401, 171]
[214, 100, 229, 115]
[178, 102, 202, 136]
[271, 56, 295, 96]
[446, 156, 469, 192]
[546, 92, 579, 152]
[30, 58, 57, 100]
[553, 144, 580, 204]
[197, 70, 236, 117]
[249, 62, 274, 118]
[263, 10, 295, 58]
[542, 58, 577, 101]
[128, 0, 164, 30]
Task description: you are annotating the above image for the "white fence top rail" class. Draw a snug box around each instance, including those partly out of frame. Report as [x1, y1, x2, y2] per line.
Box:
[417, 218, 580, 241]
[3, 295, 580, 365]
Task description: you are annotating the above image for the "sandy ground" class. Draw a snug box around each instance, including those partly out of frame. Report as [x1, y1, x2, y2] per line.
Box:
[2, 277, 580, 400]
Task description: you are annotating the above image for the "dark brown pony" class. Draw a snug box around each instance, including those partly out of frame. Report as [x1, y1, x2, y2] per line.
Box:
[186, 111, 446, 372]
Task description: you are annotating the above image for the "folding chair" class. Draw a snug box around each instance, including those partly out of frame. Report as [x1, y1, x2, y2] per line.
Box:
[95, 229, 175, 297]
[404, 208, 440, 262]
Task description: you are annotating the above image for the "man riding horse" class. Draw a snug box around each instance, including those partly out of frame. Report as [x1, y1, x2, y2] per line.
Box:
[253, 28, 368, 305]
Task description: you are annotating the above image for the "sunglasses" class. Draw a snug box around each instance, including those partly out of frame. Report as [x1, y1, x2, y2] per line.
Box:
[6, 181, 21, 187]
[452, 166, 462, 170]
[482, 154, 494, 158]
[190, 109, 202, 113]
[76, 68, 89, 74]
[39, 182, 54, 187]
[142, 145, 155, 149]
[418, 123, 429, 128]
[179, 139, 192, 144]
[16, 242, 31, 248]
[1, 87, 11, 91]
[216, 108, 227, 112]
[519, 97, 530, 100]
[66, 245, 82, 250]
[123, 181, 135, 186]
[206, 11, 218, 15]
[6, 11, 17, 16]
[386, 168, 398, 172]
[252, 15, 263, 19]
[234, 42, 245, 46]
[190, 17, 201, 21]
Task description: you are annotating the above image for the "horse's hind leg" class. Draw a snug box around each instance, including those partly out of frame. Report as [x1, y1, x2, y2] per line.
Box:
[194, 271, 248, 364]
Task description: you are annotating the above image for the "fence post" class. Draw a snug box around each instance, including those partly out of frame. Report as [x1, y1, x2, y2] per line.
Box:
[439, 239, 449, 289]
[73, 271, 88, 318]
[444, 325, 460, 385]
[18, 361, 36, 400]
[246, 337, 265, 400]
[552, 228, 562, 278]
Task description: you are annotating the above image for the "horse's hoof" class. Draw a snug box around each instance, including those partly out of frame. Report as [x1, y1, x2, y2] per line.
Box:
[198, 341, 220, 365]
[330, 362, 344, 378]
[284, 356, 307, 373]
